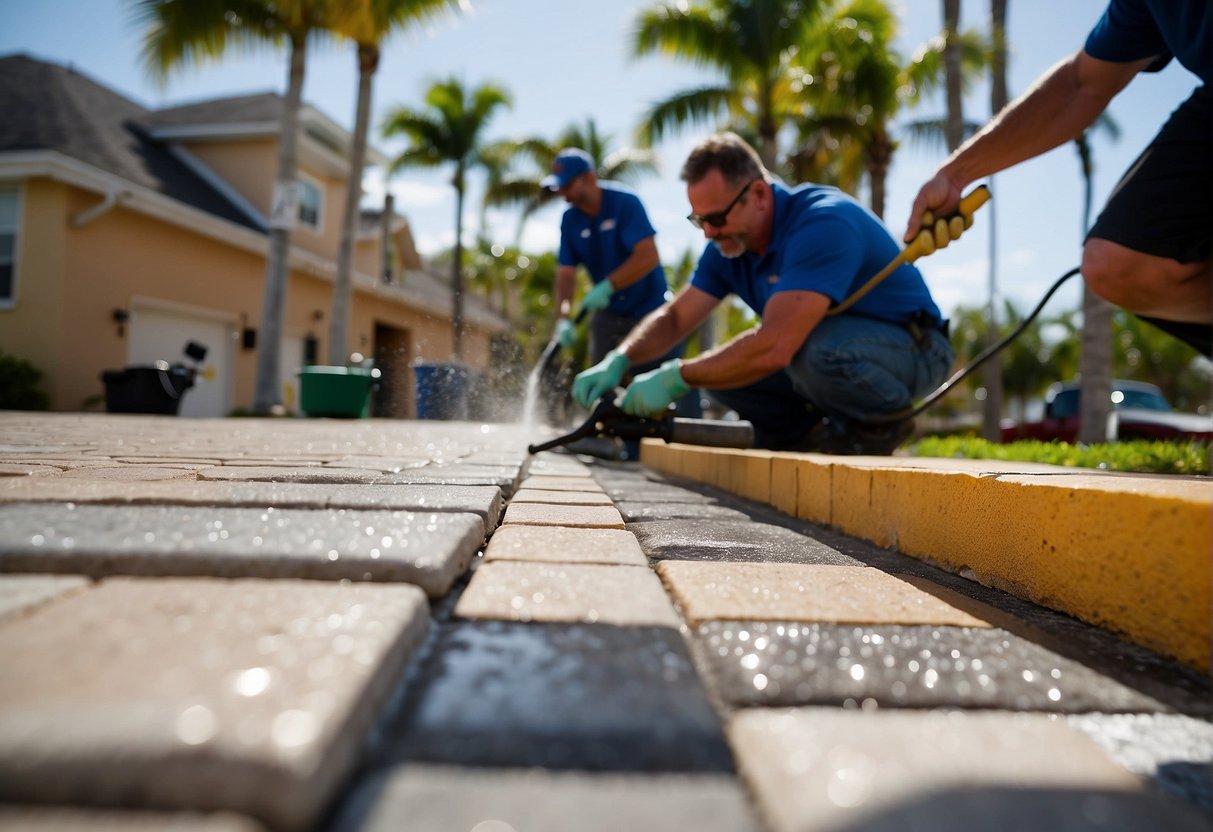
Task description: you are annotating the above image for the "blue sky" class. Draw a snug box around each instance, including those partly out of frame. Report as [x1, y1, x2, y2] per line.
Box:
[0, 0, 1201, 320]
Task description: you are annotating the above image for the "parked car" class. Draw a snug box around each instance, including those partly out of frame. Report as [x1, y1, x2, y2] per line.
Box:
[1000, 379, 1212, 443]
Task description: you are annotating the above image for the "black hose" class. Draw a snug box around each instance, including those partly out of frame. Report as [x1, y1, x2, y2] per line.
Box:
[862, 266, 1083, 425]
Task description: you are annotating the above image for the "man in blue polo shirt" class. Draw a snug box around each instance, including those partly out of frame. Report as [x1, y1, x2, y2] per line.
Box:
[904, 0, 1210, 355]
[545, 148, 675, 369]
[572, 133, 954, 455]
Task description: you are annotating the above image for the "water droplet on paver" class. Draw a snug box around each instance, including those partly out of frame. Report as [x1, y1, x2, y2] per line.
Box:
[233, 667, 271, 697]
[849, 664, 865, 681]
[1022, 670, 1036, 682]
[923, 669, 939, 688]
[1048, 687, 1062, 702]
[176, 705, 217, 745]
[327, 550, 339, 561]
[740, 653, 760, 670]
[1050, 668, 1062, 679]
[381, 536, 393, 548]
[30, 534, 45, 546]
[469, 820, 515, 832]
[907, 660, 920, 672]
[271, 709, 319, 749]
[753, 673, 769, 691]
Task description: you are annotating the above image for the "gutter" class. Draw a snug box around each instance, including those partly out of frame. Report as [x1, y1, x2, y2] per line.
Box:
[70, 183, 130, 227]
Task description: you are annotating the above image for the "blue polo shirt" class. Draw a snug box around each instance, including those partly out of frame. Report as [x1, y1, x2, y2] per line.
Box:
[1084, 0, 1210, 85]
[557, 181, 669, 318]
[690, 182, 943, 325]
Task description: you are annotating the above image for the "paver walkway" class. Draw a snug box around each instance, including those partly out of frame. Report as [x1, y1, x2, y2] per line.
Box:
[0, 412, 1209, 831]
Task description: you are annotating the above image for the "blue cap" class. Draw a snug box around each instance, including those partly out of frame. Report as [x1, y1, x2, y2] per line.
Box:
[541, 148, 594, 190]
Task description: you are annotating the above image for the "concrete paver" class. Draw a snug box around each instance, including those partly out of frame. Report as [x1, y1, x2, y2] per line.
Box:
[501, 502, 625, 529]
[0, 480, 503, 524]
[510, 487, 614, 505]
[0, 808, 263, 831]
[483, 525, 647, 567]
[691, 621, 1180, 713]
[0, 574, 89, 620]
[516, 475, 605, 493]
[373, 621, 733, 772]
[455, 561, 678, 627]
[198, 466, 382, 484]
[336, 766, 758, 832]
[615, 500, 751, 522]
[0, 504, 483, 597]
[631, 518, 859, 565]
[659, 561, 994, 628]
[0, 577, 430, 832]
[728, 708, 1211, 832]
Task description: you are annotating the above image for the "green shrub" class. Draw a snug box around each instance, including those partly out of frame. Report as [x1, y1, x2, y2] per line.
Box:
[0, 350, 50, 411]
[909, 435, 1209, 476]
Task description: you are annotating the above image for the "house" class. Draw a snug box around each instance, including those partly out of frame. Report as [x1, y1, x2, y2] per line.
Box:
[0, 53, 508, 418]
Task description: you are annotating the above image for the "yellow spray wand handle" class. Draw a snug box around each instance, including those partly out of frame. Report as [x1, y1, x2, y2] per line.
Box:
[827, 184, 991, 317]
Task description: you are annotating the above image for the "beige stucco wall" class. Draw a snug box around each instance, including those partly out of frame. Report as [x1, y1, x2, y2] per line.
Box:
[0, 179, 68, 404]
[3, 177, 497, 415]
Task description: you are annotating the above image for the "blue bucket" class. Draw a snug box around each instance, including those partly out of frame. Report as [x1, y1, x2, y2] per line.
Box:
[414, 362, 468, 420]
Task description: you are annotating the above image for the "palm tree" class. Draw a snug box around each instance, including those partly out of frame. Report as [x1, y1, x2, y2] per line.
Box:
[1075, 113, 1121, 443]
[942, 0, 964, 152]
[133, 0, 336, 414]
[630, 0, 827, 168]
[486, 117, 659, 240]
[980, 0, 1006, 441]
[326, 0, 467, 366]
[382, 77, 512, 359]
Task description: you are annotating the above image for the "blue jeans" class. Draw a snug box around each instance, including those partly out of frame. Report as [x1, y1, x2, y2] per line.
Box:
[709, 315, 954, 449]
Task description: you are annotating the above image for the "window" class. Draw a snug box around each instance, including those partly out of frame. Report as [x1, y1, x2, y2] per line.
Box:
[297, 177, 322, 232]
[0, 186, 18, 303]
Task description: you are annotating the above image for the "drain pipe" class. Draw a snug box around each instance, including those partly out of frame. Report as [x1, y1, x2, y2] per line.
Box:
[71, 185, 129, 227]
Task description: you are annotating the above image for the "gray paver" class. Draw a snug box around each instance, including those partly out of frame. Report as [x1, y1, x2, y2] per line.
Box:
[691, 621, 1180, 713]
[0, 577, 430, 832]
[517, 475, 605, 492]
[615, 500, 751, 522]
[335, 765, 759, 832]
[198, 467, 381, 484]
[729, 708, 1210, 832]
[454, 561, 678, 627]
[0, 504, 483, 596]
[483, 525, 648, 567]
[378, 621, 734, 772]
[0, 574, 89, 620]
[0, 479, 503, 524]
[631, 518, 859, 564]
[55, 466, 198, 481]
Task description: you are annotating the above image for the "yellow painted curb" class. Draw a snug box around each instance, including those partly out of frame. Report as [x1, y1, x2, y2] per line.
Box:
[640, 440, 1212, 673]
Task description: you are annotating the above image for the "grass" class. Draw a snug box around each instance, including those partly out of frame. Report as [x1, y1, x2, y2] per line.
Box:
[907, 435, 1210, 476]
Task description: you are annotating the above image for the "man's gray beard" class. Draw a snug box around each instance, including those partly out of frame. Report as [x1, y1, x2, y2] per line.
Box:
[713, 236, 746, 259]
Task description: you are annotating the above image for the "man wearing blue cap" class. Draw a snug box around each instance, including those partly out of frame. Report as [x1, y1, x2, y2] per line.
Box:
[544, 148, 675, 368]
[543, 148, 698, 453]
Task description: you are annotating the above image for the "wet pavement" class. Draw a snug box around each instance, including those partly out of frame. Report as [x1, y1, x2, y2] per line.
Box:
[0, 412, 1209, 831]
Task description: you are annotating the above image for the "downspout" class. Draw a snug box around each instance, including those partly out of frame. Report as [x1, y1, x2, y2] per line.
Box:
[71, 185, 129, 227]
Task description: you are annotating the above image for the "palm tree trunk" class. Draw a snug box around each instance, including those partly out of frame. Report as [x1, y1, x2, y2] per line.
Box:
[252, 31, 307, 414]
[329, 43, 378, 365]
[943, 0, 964, 152]
[865, 128, 892, 219]
[452, 166, 466, 359]
[1076, 134, 1113, 444]
[981, 0, 1007, 441]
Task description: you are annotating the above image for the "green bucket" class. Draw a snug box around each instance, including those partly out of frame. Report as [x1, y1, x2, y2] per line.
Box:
[298, 365, 381, 418]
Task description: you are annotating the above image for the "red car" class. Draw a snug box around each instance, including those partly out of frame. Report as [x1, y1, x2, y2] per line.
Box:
[1000, 380, 1213, 443]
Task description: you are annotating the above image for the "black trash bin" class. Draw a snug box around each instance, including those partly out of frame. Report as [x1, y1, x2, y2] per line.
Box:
[101, 362, 196, 415]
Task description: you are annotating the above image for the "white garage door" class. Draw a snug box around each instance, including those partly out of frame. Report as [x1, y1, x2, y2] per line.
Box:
[127, 304, 234, 418]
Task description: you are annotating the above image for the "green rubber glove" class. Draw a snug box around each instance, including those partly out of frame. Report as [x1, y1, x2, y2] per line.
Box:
[555, 318, 576, 349]
[582, 279, 615, 312]
[572, 349, 629, 409]
[620, 359, 690, 416]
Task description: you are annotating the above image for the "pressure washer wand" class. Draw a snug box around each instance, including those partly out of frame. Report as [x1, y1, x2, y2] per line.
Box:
[527, 393, 754, 455]
[535, 305, 590, 381]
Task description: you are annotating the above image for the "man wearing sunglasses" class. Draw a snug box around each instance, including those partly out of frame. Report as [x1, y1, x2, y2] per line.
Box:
[572, 132, 954, 455]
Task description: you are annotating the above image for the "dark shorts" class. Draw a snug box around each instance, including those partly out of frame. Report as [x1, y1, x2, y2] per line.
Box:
[1086, 85, 1210, 264]
[1087, 85, 1211, 356]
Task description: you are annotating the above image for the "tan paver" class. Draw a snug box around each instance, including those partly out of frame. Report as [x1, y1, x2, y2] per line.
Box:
[55, 466, 197, 481]
[0, 574, 89, 620]
[198, 466, 380, 484]
[0, 808, 262, 831]
[526, 454, 593, 477]
[454, 561, 678, 627]
[0, 577, 430, 832]
[729, 708, 1209, 832]
[501, 502, 624, 529]
[510, 488, 613, 506]
[0, 464, 59, 477]
[517, 475, 604, 493]
[0, 504, 483, 597]
[657, 561, 993, 628]
[484, 525, 647, 567]
[344, 765, 754, 832]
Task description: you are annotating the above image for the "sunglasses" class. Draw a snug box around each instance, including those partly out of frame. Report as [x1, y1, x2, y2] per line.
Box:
[687, 178, 759, 230]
